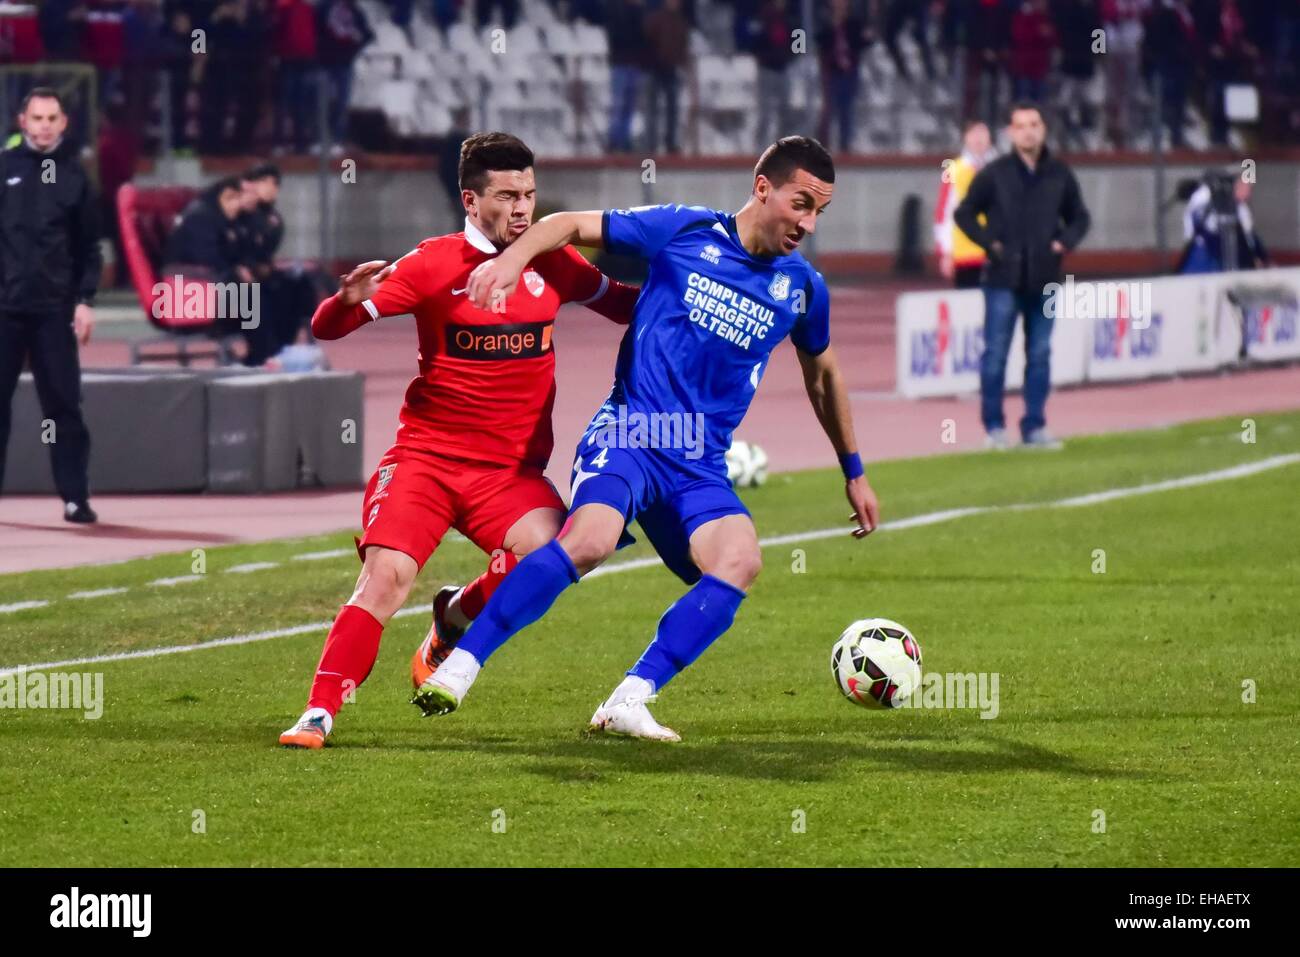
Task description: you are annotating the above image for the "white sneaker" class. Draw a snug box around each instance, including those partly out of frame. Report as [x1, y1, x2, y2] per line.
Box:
[410, 647, 481, 716]
[1021, 429, 1064, 450]
[588, 677, 681, 742]
[985, 428, 1010, 451]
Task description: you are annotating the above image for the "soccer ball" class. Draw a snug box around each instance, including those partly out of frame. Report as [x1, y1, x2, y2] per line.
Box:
[746, 442, 768, 485]
[831, 618, 923, 709]
[725, 439, 769, 488]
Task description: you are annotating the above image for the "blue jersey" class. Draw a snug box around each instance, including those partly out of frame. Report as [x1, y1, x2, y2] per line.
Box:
[595, 204, 830, 474]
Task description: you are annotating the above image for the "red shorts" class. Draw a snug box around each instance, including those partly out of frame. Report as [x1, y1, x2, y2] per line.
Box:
[357, 445, 564, 568]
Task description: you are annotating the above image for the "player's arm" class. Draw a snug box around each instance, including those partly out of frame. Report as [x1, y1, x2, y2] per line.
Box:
[552, 245, 639, 325]
[467, 211, 605, 309]
[793, 274, 879, 538]
[311, 260, 394, 339]
[797, 345, 880, 539]
[311, 248, 426, 339]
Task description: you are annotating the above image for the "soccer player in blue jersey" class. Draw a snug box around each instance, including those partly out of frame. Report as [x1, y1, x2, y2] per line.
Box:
[411, 136, 880, 740]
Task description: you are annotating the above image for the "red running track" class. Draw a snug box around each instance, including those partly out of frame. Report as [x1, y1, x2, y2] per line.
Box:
[2, 281, 1296, 573]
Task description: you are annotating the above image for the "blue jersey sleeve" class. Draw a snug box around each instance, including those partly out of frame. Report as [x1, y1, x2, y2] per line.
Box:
[602, 204, 719, 260]
[790, 269, 831, 356]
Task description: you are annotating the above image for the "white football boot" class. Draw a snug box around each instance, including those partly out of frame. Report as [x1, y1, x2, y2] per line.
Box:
[279, 707, 333, 749]
[410, 647, 481, 716]
[588, 675, 681, 742]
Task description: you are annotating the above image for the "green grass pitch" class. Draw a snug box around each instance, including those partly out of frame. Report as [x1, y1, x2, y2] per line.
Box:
[1, 411, 1297, 866]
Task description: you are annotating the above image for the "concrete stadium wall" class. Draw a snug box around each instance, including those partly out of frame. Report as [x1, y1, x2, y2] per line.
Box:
[177, 153, 1300, 275]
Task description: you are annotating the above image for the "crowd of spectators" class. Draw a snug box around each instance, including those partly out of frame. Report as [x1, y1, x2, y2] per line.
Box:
[5, 0, 1299, 157]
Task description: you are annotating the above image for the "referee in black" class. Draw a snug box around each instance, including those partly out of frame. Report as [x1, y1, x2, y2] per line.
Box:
[0, 88, 101, 523]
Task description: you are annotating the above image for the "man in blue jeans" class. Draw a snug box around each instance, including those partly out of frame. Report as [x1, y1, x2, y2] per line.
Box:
[955, 101, 1090, 449]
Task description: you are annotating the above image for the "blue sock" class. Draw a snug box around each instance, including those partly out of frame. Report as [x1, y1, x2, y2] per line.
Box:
[629, 575, 746, 690]
[458, 540, 580, 665]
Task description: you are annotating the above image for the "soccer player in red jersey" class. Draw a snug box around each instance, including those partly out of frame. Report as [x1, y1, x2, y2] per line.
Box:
[280, 133, 638, 748]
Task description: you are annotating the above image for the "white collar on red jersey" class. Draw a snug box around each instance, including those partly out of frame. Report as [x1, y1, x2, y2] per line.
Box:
[463, 216, 499, 255]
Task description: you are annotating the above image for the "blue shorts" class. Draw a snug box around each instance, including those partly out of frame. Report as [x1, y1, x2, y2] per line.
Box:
[569, 429, 749, 585]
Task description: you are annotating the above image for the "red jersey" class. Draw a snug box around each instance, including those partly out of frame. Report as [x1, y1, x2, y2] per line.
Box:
[313, 218, 636, 468]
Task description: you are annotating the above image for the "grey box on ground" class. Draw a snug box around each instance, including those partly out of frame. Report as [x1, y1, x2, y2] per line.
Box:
[206, 373, 365, 493]
[5, 373, 207, 493]
[3, 370, 365, 494]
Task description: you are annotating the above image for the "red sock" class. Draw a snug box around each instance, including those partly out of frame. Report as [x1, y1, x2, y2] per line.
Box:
[307, 604, 383, 716]
[458, 550, 519, 620]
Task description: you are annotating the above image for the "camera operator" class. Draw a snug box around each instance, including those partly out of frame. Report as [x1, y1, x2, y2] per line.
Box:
[1179, 170, 1269, 274]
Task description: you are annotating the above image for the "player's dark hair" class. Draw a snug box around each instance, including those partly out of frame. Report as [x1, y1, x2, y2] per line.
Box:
[459, 132, 535, 194]
[20, 86, 66, 114]
[754, 136, 835, 187]
[244, 162, 281, 184]
[1007, 100, 1045, 125]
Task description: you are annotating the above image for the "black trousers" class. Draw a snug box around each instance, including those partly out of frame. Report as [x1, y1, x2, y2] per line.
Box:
[0, 309, 91, 502]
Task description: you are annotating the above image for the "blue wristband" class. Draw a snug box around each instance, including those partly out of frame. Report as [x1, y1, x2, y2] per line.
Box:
[839, 452, 864, 480]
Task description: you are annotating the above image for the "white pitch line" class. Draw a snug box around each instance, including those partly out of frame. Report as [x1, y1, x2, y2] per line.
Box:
[66, 587, 130, 601]
[146, 575, 204, 587]
[3, 453, 1296, 677]
[1053, 454, 1300, 507]
[0, 601, 50, 615]
[290, 549, 353, 562]
[224, 562, 281, 574]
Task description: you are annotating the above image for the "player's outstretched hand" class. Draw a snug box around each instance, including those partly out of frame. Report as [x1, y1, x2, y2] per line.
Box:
[338, 260, 394, 305]
[846, 475, 880, 539]
[466, 255, 523, 310]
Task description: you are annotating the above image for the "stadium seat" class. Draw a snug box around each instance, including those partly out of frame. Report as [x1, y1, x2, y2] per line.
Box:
[116, 184, 243, 367]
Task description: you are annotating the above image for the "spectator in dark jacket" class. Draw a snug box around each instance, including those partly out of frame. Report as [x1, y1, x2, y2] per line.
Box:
[275, 0, 320, 153]
[954, 102, 1090, 450]
[606, 0, 647, 152]
[748, 0, 796, 149]
[239, 163, 321, 352]
[164, 177, 249, 286]
[1196, 0, 1255, 145]
[643, 0, 689, 153]
[318, 0, 374, 149]
[38, 0, 87, 59]
[122, 0, 168, 135]
[1143, 0, 1196, 148]
[164, 177, 281, 365]
[957, 0, 1013, 127]
[0, 89, 101, 522]
[200, 0, 260, 155]
[816, 0, 871, 151]
[162, 4, 197, 151]
[1008, 0, 1057, 103]
[1051, 0, 1102, 147]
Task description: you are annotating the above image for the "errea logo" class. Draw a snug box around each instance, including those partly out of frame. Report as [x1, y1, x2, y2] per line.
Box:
[700, 244, 721, 265]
